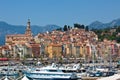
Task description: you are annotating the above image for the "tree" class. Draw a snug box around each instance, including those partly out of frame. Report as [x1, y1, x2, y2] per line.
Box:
[74, 23, 85, 29]
[116, 26, 120, 32]
[85, 26, 89, 31]
[116, 37, 120, 43]
[63, 25, 68, 31]
[68, 26, 70, 30]
[74, 23, 80, 28]
[56, 28, 62, 31]
[81, 25, 85, 29]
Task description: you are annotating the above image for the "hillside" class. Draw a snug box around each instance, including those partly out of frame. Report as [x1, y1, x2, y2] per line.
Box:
[89, 18, 120, 29]
[0, 21, 61, 45]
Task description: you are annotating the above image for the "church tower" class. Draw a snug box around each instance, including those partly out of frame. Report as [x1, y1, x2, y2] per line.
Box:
[25, 19, 32, 36]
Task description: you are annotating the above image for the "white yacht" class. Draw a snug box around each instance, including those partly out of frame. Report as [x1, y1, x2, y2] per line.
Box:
[58, 63, 86, 78]
[23, 63, 78, 80]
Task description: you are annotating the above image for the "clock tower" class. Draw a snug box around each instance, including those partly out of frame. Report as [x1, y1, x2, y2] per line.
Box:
[25, 19, 32, 36]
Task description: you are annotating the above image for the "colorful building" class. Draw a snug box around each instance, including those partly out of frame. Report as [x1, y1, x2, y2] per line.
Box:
[5, 19, 33, 45]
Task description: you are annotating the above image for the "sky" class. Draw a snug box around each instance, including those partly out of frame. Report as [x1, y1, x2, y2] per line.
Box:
[0, 0, 120, 27]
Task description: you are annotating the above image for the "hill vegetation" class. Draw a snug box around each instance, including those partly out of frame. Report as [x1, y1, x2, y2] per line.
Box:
[91, 26, 120, 43]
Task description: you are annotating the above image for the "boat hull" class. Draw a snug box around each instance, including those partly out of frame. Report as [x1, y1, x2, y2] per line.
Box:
[27, 77, 78, 80]
[25, 72, 78, 80]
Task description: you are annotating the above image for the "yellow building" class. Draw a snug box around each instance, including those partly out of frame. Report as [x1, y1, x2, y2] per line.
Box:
[5, 19, 33, 45]
[47, 43, 62, 58]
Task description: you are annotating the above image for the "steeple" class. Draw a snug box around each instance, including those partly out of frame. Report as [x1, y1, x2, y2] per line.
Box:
[25, 19, 32, 36]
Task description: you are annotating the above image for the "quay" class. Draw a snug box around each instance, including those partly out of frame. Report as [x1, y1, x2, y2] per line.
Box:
[82, 77, 98, 80]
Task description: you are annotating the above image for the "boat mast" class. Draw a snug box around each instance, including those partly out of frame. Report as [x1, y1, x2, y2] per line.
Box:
[109, 43, 113, 70]
[91, 44, 96, 71]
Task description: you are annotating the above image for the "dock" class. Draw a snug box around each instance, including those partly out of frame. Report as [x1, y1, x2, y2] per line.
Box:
[82, 77, 98, 80]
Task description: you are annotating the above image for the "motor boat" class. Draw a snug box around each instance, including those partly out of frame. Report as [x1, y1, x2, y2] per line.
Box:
[23, 63, 78, 80]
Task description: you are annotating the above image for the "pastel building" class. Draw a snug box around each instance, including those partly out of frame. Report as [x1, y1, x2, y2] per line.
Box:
[5, 19, 33, 45]
[47, 43, 62, 58]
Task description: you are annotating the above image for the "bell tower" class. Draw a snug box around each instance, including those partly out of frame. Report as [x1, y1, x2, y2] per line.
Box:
[25, 19, 32, 36]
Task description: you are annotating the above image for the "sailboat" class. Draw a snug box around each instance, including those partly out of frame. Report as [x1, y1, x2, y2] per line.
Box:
[21, 75, 29, 80]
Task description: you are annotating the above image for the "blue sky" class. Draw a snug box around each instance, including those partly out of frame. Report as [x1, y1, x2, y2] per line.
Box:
[0, 0, 120, 27]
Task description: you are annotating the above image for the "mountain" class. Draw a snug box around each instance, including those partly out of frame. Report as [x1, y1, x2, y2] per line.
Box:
[88, 18, 120, 29]
[0, 21, 61, 45]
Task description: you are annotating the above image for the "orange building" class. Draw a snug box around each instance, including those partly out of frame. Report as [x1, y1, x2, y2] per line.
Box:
[5, 19, 33, 45]
[47, 43, 62, 58]
[29, 43, 40, 58]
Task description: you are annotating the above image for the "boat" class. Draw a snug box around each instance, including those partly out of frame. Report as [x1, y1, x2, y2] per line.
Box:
[87, 44, 116, 77]
[0, 66, 19, 78]
[97, 74, 120, 80]
[23, 63, 78, 80]
[57, 63, 86, 78]
[0, 75, 13, 80]
[21, 75, 29, 80]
